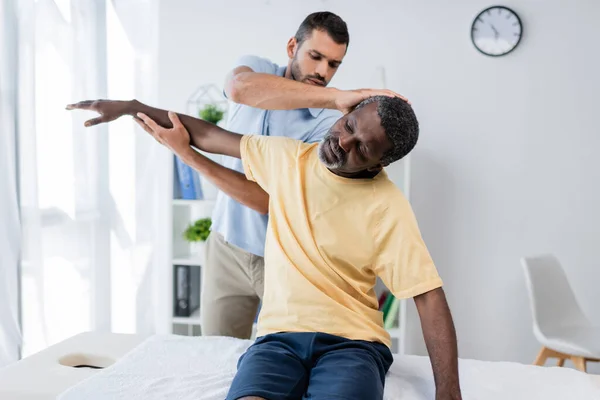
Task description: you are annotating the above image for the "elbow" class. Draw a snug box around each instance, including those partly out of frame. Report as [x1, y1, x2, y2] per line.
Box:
[226, 74, 248, 104]
[256, 204, 269, 215]
[256, 198, 269, 215]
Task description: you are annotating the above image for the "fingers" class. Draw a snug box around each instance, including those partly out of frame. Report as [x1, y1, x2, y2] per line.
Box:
[136, 112, 161, 131]
[364, 89, 411, 105]
[168, 111, 183, 128]
[66, 100, 94, 110]
[389, 90, 410, 104]
[377, 89, 411, 105]
[134, 117, 166, 146]
[84, 117, 105, 127]
[133, 116, 153, 135]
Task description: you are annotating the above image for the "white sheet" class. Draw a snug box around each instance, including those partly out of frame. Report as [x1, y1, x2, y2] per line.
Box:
[58, 334, 600, 400]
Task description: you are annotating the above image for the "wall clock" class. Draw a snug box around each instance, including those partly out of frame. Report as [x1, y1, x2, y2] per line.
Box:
[471, 6, 523, 56]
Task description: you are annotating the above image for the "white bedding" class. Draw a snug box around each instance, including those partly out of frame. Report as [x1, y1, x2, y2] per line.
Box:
[58, 334, 600, 400]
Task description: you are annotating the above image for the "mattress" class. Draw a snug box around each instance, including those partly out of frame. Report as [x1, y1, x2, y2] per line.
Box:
[2, 332, 600, 400]
[0, 332, 147, 400]
[58, 334, 600, 400]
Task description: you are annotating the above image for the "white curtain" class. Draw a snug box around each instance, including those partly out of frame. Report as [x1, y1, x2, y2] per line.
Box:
[11, 0, 162, 358]
[0, 0, 23, 367]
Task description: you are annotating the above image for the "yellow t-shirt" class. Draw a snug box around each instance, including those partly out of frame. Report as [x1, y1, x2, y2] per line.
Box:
[240, 135, 443, 348]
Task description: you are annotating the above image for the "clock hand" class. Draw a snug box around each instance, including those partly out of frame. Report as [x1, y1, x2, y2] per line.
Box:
[490, 24, 499, 39]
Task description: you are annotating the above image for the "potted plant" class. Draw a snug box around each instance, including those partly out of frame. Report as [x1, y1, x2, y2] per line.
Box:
[198, 104, 224, 125]
[183, 218, 211, 255]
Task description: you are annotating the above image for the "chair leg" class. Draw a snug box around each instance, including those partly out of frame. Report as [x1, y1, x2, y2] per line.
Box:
[556, 358, 565, 367]
[572, 357, 587, 372]
[534, 347, 551, 366]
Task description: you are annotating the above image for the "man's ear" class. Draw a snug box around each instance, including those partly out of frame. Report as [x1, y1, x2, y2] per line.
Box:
[367, 164, 384, 172]
[287, 37, 297, 59]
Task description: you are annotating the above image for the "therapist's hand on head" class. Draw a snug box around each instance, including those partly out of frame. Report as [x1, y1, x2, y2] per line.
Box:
[135, 111, 191, 156]
[335, 88, 410, 115]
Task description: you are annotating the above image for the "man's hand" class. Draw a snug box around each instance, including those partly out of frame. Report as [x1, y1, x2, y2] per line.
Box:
[334, 89, 410, 114]
[135, 111, 191, 157]
[135, 111, 268, 214]
[66, 99, 133, 127]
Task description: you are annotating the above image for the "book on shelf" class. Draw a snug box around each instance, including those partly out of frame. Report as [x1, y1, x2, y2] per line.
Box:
[378, 290, 399, 329]
[384, 297, 400, 329]
[377, 291, 388, 309]
[381, 291, 394, 318]
[174, 156, 203, 200]
[173, 264, 201, 317]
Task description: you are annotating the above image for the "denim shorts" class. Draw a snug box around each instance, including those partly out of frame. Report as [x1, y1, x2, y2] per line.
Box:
[226, 331, 393, 400]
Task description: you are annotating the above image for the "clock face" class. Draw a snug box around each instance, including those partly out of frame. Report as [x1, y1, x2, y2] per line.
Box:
[471, 6, 522, 56]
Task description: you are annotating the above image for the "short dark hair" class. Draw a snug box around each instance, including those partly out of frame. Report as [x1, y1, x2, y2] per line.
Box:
[294, 12, 349, 48]
[355, 96, 419, 165]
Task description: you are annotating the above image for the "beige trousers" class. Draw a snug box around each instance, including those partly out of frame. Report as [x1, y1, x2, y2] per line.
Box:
[200, 232, 264, 339]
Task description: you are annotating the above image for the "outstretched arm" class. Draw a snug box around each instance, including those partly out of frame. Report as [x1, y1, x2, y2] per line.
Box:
[66, 99, 242, 158]
[414, 287, 462, 400]
[65, 81, 408, 154]
[226, 66, 409, 113]
[136, 111, 268, 214]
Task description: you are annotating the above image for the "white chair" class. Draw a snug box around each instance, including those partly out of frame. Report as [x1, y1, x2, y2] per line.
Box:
[521, 254, 600, 372]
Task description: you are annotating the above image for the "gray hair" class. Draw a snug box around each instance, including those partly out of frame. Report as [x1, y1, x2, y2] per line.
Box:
[355, 95, 419, 165]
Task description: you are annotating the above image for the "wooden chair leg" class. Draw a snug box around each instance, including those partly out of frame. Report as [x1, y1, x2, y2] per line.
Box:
[534, 347, 551, 366]
[556, 358, 565, 367]
[572, 357, 587, 372]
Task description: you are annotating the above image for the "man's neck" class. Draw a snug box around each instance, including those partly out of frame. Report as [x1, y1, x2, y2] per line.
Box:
[328, 168, 380, 180]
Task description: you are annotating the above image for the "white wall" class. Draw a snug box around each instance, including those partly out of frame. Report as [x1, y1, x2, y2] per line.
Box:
[158, 0, 600, 372]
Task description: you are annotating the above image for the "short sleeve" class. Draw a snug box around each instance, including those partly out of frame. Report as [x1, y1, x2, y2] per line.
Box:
[240, 135, 301, 193]
[224, 55, 278, 100]
[233, 54, 277, 74]
[373, 192, 443, 299]
[306, 109, 343, 144]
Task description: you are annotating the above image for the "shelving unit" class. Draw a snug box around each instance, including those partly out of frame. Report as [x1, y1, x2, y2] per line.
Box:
[172, 308, 201, 325]
[169, 173, 258, 340]
[170, 197, 213, 335]
[173, 199, 216, 207]
[167, 84, 229, 338]
[172, 255, 204, 266]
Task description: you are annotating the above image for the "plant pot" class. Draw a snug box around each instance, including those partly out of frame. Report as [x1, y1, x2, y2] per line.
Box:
[189, 241, 206, 258]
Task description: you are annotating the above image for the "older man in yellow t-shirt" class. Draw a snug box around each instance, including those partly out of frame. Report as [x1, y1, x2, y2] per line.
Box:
[74, 94, 462, 400]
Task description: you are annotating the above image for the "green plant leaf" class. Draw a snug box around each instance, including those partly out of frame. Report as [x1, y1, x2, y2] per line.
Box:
[183, 217, 212, 242]
[199, 104, 224, 125]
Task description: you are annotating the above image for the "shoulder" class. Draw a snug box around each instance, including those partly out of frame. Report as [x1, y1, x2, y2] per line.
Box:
[374, 177, 412, 219]
[233, 54, 279, 75]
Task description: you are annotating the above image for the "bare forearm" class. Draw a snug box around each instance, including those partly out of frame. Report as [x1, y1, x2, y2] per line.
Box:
[126, 100, 242, 158]
[180, 148, 268, 214]
[415, 288, 461, 400]
[227, 72, 339, 110]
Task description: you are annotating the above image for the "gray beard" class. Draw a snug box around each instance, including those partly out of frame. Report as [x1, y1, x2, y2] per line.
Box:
[317, 139, 345, 169]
